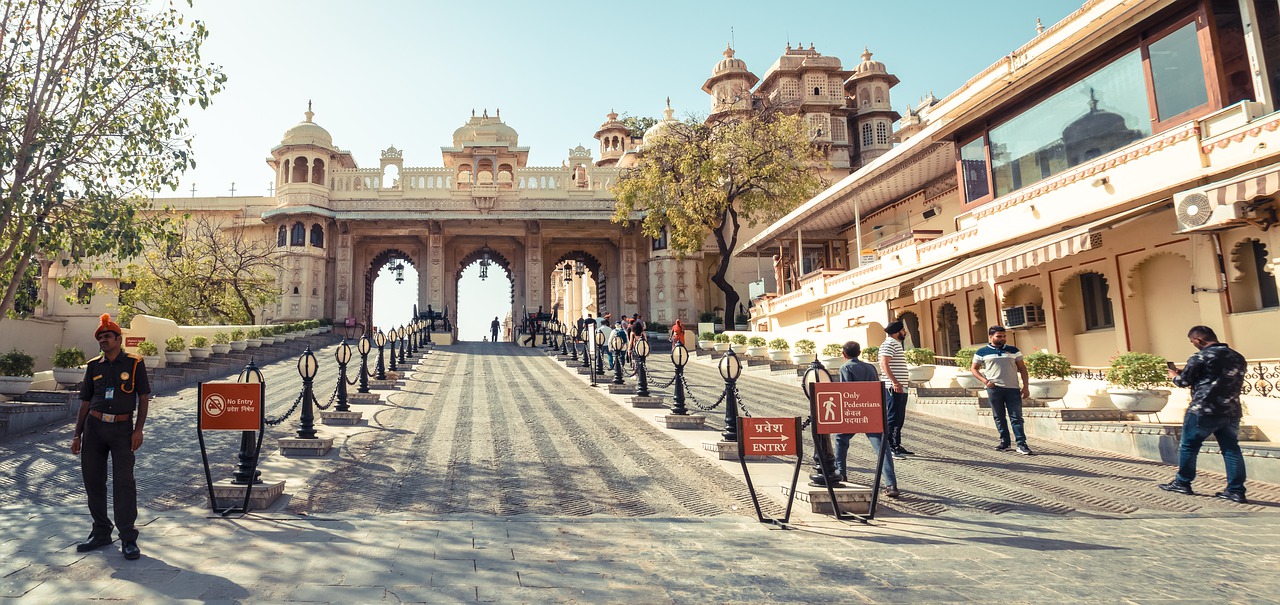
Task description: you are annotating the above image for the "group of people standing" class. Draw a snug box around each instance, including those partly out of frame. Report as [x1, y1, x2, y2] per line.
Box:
[572, 312, 648, 370]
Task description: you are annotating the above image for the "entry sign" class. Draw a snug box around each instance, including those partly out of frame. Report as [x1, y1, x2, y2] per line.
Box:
[741, 417, 799, 456]
[199, 382, 262, 431]
[812, 382, 883, 435]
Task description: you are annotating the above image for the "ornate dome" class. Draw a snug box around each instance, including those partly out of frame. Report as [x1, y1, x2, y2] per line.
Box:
[642, 99, 679, 147]
[713, 45, 749, 76]
[281, 105, 333, 148]
[452, 109, 519, 147]
[854, 47, 886, 75]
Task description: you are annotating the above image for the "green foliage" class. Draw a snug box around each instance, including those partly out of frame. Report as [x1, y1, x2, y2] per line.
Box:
[862, 346, 879, 363]
[0, 349, 35, 376]
[318, 318, 333, 327]
[699, 331, 716, 341]
[954, 347, 978, 370]
[230, 328, 245, 341]
[730, 334, 747, 345]
[768, 338, 789, 350]
[0, 0, 225, 321]
[714, 333, 730, 343]
[213, 332, 230, 344]
[747, 336, 767, 347]
[905, 348, 936, 366]
[136, 341, 158, 356]
[822, 343, 843, 358]
[699, 311, 721, 323]
[646, 322, 668, 334]
[612, 109, 827, 322]
[246, 328, 262, 339]
[794, 339, 816, 355]
[1025, 351, 1072, 379]
[734, 313, 750, 324]
[190, 336, 208, 348]
[619, 114, 658, 139]
[52, 346, 86, 369]
[164, 336, 185, 352]
[1106, 352, 1170, 390]
[273, 325, 287, 336]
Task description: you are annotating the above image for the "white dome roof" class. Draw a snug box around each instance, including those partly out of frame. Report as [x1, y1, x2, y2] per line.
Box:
[281, 107, 333, 148]
[713, 45, 749, 76]
[854, 47, 886, 75]
[642, 99, 678, 147]
[452, 109, 519, 147]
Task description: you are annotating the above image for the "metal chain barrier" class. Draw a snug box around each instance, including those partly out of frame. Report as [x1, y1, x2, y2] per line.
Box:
[264, 392, 304, 426]
[682, 375, 725, 412]
[314, 388, 333, 411]
[733, 384, 751, 418]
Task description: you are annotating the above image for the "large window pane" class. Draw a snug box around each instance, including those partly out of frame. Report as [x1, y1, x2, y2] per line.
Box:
[990, 51, 1152, 197]
[960, 137, 990, 202]
[1149, 22, 1209, 121]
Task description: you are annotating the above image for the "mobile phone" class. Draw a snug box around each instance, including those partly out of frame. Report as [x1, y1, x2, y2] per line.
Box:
[1166, 361, 1177, 371]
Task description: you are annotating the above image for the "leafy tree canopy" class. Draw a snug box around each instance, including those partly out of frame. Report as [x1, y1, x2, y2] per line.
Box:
[619, 115, 658, 139]
[611, 108, 828, 316]
[0, 0, 226, 322]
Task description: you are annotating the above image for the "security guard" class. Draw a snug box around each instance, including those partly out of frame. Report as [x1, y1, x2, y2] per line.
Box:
[71, 314, 150, 560]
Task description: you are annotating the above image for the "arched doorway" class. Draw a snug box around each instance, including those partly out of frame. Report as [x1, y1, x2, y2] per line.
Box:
[551, 251, 605, 324]
[456, 245, 515, 341]
[898, 311, 922, 350]
[365, 249, 418, 334]
[936, 302, 961, 357]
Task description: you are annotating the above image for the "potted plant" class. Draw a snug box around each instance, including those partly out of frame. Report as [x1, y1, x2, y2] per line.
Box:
[698, 331, 716, 351]
[258, 327, 277, 345]
[1025, 351, 1072, 400]
[318, 318, 332, 333]
[245, 328, 263, 348]
[952, 347, 984, 389]
[792, 339, 816, 365]
[821, 343, 844, 368]
[136, 340, 162, 367]
[730, 333, 748, 354]
[52, 346, 88, 387]
[746, 336, 768, 358]
[211, 332, 233, 354]
[1105, 352, 1172, 413]
[861, 346, 879, 363]
[189, 336, 212, 359]
[713, 332, 731, 352]
[164, 335, 189, 364]
[905, 347, 936, 384]
[229, 328, 248, 351]
[767, 338, 790, 362]
[0, 348, 36, 397]
[734, 313, 750, 331]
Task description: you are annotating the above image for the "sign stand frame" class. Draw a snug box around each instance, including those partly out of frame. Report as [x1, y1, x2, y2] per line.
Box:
[809, 383, 887, 523]
[196, 381, 266, 517]
[736, 416, 803, 528]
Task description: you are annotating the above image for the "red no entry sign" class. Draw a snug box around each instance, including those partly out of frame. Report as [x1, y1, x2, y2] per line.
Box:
[812, 382, 883, 434]
[198, 382, 262, 431]
[740, 417, 800, 456]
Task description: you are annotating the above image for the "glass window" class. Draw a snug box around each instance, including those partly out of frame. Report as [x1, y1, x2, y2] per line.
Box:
[1080, 272, 1115, 330]
[960, 136, 990, 202]
[1251, 240, 1279, 309]
[290, 223, 306, 246]
[1149, 22, 1210, 121]
[652, 227, 667, 251]
[990, 51, 1152, 197]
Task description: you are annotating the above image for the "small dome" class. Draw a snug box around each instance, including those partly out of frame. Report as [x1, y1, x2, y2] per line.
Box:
[854, 47, 886, 75]
[713, 45, 749, 76]
[642, 99, 678, 146]
[281, 106, 333, 148]
[452, 109, 519, 147]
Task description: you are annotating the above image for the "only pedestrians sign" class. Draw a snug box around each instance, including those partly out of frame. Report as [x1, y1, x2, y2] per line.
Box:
[812, 382, 883, 435]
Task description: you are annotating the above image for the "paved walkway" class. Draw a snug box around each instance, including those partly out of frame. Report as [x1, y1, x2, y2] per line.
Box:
[1, 341, 1277, 603]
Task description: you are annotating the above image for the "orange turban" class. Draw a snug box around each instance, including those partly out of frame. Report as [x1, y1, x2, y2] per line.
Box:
[95, 313, 122, 337]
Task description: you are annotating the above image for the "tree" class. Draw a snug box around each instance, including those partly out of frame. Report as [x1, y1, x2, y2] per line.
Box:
[611, 108, 828, 318]
[0, 0, 226, 323]
[620, 115, 658, 139]
[118, 215, 282, 325]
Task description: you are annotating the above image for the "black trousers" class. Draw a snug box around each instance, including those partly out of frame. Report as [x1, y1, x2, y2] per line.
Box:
[81, 416, 138, 541]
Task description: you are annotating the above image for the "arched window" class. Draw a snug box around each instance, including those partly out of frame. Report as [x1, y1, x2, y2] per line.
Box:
[1079, 272, 1115, 330]
[311, 158, 325, 185]
[1231, 239, 1280, 311]
[292, 157, 308, 184]
[283, 159, 291, 183]
[310, 224, 324, 248]
[290, 222, 306, 246]
[277, 225, 287, 247]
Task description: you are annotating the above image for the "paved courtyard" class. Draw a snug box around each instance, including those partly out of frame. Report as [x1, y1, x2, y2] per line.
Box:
[2, 341, 1278, 603]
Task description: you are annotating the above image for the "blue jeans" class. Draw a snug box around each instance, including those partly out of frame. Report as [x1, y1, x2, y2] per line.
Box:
[834, 432, 897, 487]
[1177, 412, 1247, 493]
[883, 386, 909, 434]
[987, 387, 1027, 447]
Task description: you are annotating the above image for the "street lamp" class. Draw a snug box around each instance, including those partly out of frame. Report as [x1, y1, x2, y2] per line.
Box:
[231, 360, 264, 484]
[560, 322, 569, 356]
[397, 325, 408, 365]
[408, 320, 418, 354]
[387, 327, 399, 373]
[594, 327, 606, 377]
[357, 333, 371, 393]
[634, 338, 651, 397]
[719, 349, 743, 442]
[334, 339, 351, 412]
[611, 332, 627, 385]
[670, 341, 689, 415]
[374, 329, 387, 380]
[295, 346, 319, 439]
[802, 359, 838, 485]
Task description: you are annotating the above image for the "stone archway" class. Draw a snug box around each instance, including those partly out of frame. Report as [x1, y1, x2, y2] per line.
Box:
[936, 302, 961, 357]
[454, 245, 517, 341]
[551, 250, 606, 322]
[364, 248, 417, 331]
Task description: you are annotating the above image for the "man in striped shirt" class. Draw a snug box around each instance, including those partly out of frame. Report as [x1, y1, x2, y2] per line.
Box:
[879, 321, 913, 458]
[970, 326, 1033, 455]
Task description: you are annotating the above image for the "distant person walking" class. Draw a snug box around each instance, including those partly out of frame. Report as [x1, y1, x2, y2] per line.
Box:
[834, 341, 900, 498]
[1160, 325, 1249, 503]
[670, 320, 686, 349]
[879, 321, 913, 458]
[970, 326, 1033, 455]
[490, 317, 500, 343]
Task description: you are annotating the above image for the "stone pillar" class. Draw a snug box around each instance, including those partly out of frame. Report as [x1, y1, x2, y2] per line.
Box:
[428, 221, 444, 310]
[526, 221, 543, 314]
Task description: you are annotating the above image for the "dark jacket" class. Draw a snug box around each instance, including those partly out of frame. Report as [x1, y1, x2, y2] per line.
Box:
[839, 358, 879, 383]
[1172, 342, 1246, 418]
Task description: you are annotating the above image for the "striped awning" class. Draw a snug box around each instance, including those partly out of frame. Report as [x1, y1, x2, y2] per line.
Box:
[912, 201, 1168, 302]
[823, 263, 958, 315]
[1209, 164, 1280, 205]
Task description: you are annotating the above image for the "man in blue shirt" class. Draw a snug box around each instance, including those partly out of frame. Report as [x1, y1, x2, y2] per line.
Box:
[834, 341, 900, 498]
[970, 326, 1033, 455]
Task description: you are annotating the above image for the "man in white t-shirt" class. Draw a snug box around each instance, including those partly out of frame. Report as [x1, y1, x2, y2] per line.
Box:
[879, 321, 913, 458]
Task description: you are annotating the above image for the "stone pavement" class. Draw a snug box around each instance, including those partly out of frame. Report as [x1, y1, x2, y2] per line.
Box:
[2, 341, 1279, 603]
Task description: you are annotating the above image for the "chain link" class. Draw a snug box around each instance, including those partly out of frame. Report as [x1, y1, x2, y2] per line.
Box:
[264, 392, 304, 426]
[683, 375, 725, 412]
[733, 383, 750, 418]
[315, 385, 336, 411]
[801, 415, 813, 429]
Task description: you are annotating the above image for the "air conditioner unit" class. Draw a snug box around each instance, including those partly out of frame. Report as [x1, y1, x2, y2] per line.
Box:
[1174, 189, 1246, 233]
[1002, 304, 1045, 329]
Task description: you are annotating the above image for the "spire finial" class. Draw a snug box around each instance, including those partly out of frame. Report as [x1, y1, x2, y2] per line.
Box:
[496, 108, 500, 118]
[305, 100, 314, 123]
[1036, 17, 1045, 35]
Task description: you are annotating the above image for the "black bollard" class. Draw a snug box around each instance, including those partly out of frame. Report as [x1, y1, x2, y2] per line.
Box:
[635, 339, 651, 398]
[611, 333, 626, 385]
[670, 342, 689, 415]
[357, 334, 371, 394]
[334, 339, 351, 412]
[295, 347, 318, 440]
[375, 330, 387, 380]
[720, 349, 742, 441]
[803, 360, 839, 486]
[232, 360, 264, 484]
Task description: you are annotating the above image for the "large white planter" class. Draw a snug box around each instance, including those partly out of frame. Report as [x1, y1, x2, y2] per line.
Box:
[1028, 378, 1070, 401]
[53, 367, 85, 386]
[955, 373, 985, 390]
[769, 350, 791, 362]
[211, 343, 232, 354]
[245, 338, 263, 348]
[142, 355, 163, 368]
[0, 376, 33, 397]
[164, 351, 189, 365]
[790, 352, 815, 365]
[746, 346, 768, 358]
[1107, 388, 1171, 413]
[714, 342, 730, 352]
[189, 347, 211, 359]
[229, 341, 248, 351]
[698, 340, 714, 351]
[907, 365, 936, 383]
[821, 356, 843, 369]
[730, 344, 748, 355]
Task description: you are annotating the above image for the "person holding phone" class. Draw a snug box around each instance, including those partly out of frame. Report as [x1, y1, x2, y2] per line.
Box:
[1159, 325, 1249, 503]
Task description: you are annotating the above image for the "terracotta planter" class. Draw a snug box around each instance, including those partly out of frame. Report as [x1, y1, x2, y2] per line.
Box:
[53, 367, 85, 386]
[0, 376, 33, 397]
[907, 365, 936, 384]
[211, 343, 232, 354]
[1028, 378, 1070, 401]
[1107, 388, 1171, 413]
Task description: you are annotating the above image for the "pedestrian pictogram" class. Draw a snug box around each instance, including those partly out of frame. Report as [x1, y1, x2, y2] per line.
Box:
[199, 382, 262, 431]
[812, 382, 883, 435]
[741, 417, 799, 456]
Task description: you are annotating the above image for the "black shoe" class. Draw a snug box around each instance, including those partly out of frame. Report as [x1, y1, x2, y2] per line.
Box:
[1214, 491, 1248, 504]
[891, 448, 907, 459]
[76, 535, 113, 552]
[1158, 480, 1194, 496]
[121, 541, 140, 560]
[882, 485, 901, 498]
[1016, 445, 1033, 456]
[896, 445, 915, 456]
[994, 443, 1012, 452]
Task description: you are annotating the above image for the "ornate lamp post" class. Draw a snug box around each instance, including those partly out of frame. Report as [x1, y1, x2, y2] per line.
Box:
[802, 359, 838, 485]
[387, 328, 399, 373]
[634, 338, 651, 397]
[408, 321, 418, 354]
[231, 360, 264, 484]
[594, 327, 606, 376]
[719, 349, 743, 442]
[670, 342, 689, 415]
[398, 325, 408, 364]
[560, 322, 569, 355]
[334, 339, 351, 412]
[580, 322, 592, 368]
[357, 334, 372, 393]
[611, 332, 627, 385]
[295, 347, 319, 439]
[374, 329, 387, 380]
